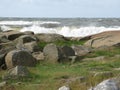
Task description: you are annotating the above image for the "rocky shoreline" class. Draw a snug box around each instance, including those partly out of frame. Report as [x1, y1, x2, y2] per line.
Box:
[0, 29, 120, 90]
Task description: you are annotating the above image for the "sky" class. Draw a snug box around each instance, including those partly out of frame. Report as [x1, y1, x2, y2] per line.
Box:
[0, 0, 120, 18]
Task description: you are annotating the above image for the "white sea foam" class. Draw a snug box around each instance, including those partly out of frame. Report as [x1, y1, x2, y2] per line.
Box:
[0, 25, 13, 31]
[20, 25, 120, 37]
[1, 20, 120, 37]
[0, 21, 60, 26]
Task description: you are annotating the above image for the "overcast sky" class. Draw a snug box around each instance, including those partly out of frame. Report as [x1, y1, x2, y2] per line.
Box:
[0, 0, 120, 18]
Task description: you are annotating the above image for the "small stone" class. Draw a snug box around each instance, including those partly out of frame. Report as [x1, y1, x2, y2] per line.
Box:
[15, 82, 23, 85]
[0, 81, 7, 87]
[58, 86, 70, 90]
[3, 65, 30, 80]
[32, 52, 45, 61]
[91, 79, 119, 90]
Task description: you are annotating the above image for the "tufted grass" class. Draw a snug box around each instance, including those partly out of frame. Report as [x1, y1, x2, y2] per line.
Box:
[86, 46, 120, 58]
[0, 46, 120, 90]
[0, 57, 119, 90]
[38, 40, 86, 50]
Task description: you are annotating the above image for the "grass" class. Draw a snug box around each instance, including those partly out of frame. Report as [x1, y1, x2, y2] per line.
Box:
[1, 40, 120, 90]
[38, 40, 86, 50]
[86, 47, 120, 58]
[1, 57, 120, 90]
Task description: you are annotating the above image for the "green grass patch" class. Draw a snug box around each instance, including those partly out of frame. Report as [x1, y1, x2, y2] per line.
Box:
[54, 40, 86, 46]
[38, 40, 86, 50]
[1, 58, 120, 90]
[86, 47, 120, 58]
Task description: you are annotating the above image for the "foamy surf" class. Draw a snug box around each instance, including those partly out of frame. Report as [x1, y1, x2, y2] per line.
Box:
[0, 21, 60, 26]
[1, 18, 120, 37]
[20, 25, 120, 37]
[0, 25, 13, 31]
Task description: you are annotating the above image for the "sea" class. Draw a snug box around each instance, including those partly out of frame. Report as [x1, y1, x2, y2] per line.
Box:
[0, 18, 120, 37]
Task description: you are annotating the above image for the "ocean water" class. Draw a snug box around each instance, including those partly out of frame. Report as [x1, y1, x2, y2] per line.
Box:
[0, 18, 120, 37]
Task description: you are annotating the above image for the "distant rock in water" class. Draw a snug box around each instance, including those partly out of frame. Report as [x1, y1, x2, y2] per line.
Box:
[40, 22, 60, 28]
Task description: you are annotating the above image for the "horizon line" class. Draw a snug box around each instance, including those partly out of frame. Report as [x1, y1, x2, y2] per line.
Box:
[0, 16, 120, 19]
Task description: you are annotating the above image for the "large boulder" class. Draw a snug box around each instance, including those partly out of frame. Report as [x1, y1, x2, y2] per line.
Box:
[60, 46, 76, 63]
[0, 54, 5, 66]
[23, 31, 34, 35]
[15, 35, 38, 50]
[5, 50, 36, 69]
[0, 34, 9, 43]
[24, 41, 40, 52]
[43, 44, 62, 63]
[89, 78, 120, 90]
[84, 31, 120, 48]
[43, 44, 76, 63]
[72, 45, 91, 56]
[3, 30, 25, 40]
[0, 54, 6, 70]
[61, 46, 75, 57]
[0, 41, 16, 55]
[35, 33, 65, 43]
[17, 35, 37, 44]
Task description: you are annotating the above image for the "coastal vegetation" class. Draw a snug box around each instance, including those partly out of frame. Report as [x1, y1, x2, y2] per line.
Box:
[0, 30, 120, 90]
[0, 46, 120, 90]
[38, 40, 86, 50]
[0, 57, 120, 90]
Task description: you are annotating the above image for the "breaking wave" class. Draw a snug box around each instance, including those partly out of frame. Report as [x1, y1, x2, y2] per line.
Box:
[0, 25, 13, 31]
[0, 21, 60, 26]
[1, 19, 120, 37]
[20, 25, 120, 37]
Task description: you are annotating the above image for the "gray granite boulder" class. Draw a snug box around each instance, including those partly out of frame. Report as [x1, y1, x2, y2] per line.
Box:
[89, 79, 120, 90]
[61, 46, 75, 57]
[0, 54, 6, 70]
[43, 44, 76, 63]
[24, 41, 40, 52]
[32, 52, 44, 61]
[35, 33, 65, 43]
[3, 30, 25, 40]
[43, 44, 62, 63]
[5, 50, 36, 69]
[17, 35, 37, 44]
[3, 65, 30, 80]
[84, 31, 120, 48]
[72, 45, 91, 56]
[0, 34, 9, 43]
